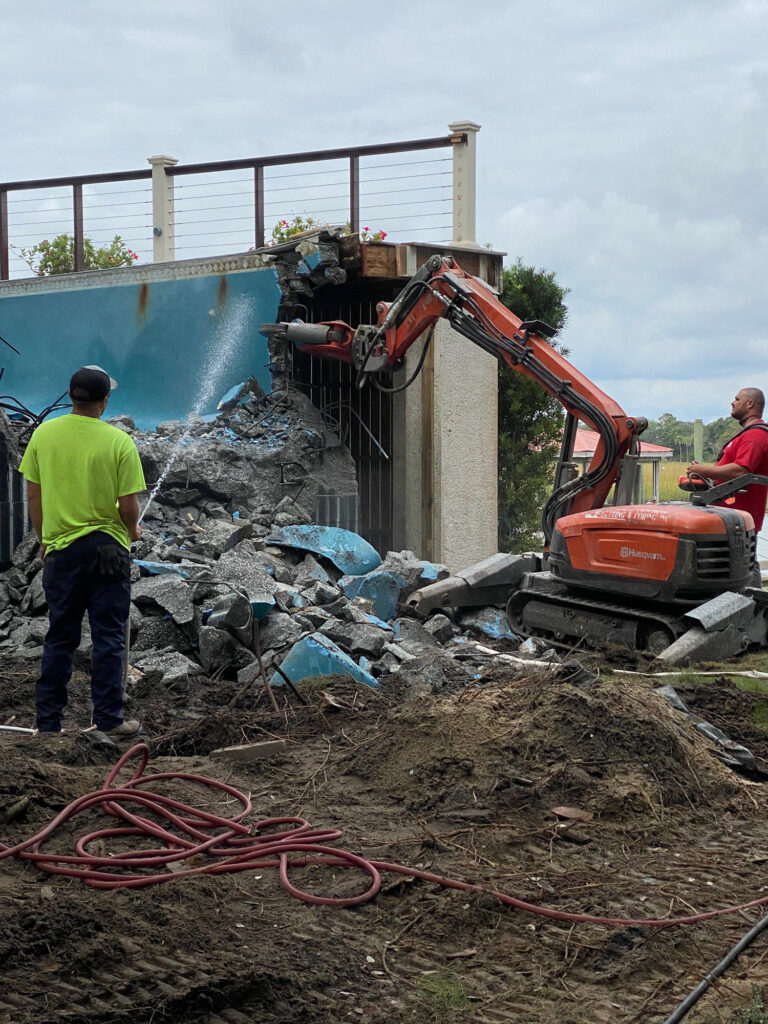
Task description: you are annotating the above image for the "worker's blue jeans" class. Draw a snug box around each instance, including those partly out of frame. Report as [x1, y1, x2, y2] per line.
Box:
[37, 531, 131, 733]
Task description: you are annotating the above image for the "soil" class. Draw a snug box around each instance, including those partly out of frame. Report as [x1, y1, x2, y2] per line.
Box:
[2, 655, 768, 1024]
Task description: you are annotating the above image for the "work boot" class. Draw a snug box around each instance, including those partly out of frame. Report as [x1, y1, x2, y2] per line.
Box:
[102, 719, 142, 741]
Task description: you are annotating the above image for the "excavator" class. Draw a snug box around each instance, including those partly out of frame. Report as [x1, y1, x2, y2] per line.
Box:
[261, 254, 768, 664]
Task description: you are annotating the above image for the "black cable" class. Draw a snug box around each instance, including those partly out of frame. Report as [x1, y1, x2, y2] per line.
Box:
[370, 326, 435, 395]
[662, 913, 768, 1024]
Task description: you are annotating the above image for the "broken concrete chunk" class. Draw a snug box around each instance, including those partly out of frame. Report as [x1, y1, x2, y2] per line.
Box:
[319, 618, 394, 658]
[379, 550, 437, 600]
[257, 611, 305, 651]
[274, 584, 306, 612]
[298, 606, 334, 629]
[273, 632, 378, 689]
[132, 650, 204, 690]
[191, 518, 254, 558]
[12, 530, 40, 569]
[132, 616, 192, 655]
[386, 653, 473, 698]
[393, 618, 442, 650]
[215, 552, 280, 603]
[294, 553, 331, 587]
[134, 560, 192, 579]
[197, 626, 255, 673]
[339, 570, 403, 622]
[424, 613, 455, 644]
[2, 568, 27, 592]
[273, 510, 310, 527]
[267, 525, 381, 576]
[458, 607, 518, 641]
[210, 739, 286, 763]
[27, 570, 46, 612]
[273, 495, 312, 520]
[131, 575, 195, 627]
[251, 550, 297, 585]
[301, 580, 340, 605]
[106, 413, 137, 434]
[204, 592, 255, 631]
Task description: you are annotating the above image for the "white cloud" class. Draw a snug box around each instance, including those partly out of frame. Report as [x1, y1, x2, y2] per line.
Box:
[1, 0, 767, 425]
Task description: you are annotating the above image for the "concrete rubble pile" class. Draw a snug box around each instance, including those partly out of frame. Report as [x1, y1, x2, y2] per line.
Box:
[0, 386, 572, 700]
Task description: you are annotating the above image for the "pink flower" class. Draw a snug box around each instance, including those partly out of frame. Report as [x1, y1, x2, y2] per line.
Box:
[380, 231, 388, 239]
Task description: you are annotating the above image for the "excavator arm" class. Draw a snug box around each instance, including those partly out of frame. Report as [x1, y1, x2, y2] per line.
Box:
[261, 254, 646, 541]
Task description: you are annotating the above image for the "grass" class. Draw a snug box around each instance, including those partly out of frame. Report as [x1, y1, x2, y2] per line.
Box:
[733, 985, 768, 1023]
[643, 460, 690, 502]
[414, 973, 470, 1019]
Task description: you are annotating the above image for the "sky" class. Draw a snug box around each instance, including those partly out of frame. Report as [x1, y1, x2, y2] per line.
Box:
[1, 0, 767, 423]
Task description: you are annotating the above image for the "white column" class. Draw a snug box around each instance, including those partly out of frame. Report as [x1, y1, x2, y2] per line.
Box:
[448, 120, 482, 250]
[148, 155, 178, 262]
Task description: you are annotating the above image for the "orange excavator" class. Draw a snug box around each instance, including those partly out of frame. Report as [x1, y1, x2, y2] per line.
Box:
[261, 255, 768, 662]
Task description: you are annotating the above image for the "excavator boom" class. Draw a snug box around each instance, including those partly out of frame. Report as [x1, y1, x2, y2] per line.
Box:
[263, 255, 646, 540]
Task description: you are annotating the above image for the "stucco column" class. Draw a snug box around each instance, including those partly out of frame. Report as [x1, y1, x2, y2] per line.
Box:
[148, 155, 178, 262]
[400, 319, 498, 571]
[448, 120, 482, 250]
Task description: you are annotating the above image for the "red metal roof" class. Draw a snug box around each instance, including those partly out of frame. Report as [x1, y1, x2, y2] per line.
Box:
[572, 428, 673, 458]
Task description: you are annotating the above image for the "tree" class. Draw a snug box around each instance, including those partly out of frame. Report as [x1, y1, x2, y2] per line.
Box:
[16, 234, 138, 276]
[498, 259, 569, 551]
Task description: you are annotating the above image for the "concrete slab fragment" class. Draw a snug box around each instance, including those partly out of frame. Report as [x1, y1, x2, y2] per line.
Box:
[267, 525, 381, 575]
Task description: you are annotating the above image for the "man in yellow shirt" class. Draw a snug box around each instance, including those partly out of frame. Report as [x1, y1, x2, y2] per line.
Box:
[19, 366, 146, 737]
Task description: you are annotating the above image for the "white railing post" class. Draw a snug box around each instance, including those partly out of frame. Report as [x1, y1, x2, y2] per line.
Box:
[448, 120, 481, 249]
[147, 155, 178, 262]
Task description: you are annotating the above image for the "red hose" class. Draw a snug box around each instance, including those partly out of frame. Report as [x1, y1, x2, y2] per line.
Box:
[0, 743, 762, 926]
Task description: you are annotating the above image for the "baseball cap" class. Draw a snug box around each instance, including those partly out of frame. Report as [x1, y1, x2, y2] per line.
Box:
[69, 365, 118, 402]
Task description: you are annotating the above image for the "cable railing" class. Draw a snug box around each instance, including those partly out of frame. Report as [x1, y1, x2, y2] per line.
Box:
[0, 126, 478, 280]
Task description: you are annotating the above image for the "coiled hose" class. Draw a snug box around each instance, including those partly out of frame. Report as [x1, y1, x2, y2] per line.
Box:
[3, 743, 768, 930]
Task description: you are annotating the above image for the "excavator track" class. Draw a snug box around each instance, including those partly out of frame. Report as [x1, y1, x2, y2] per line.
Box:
[506, 573, 688, 654]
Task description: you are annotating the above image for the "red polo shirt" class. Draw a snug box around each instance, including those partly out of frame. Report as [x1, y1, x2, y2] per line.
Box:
[716, 422, 768, 531]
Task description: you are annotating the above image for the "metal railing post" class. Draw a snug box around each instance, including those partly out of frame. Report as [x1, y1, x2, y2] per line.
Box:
[73, 184, 84, 271]
[349, 155, 360, 234]
[148, 155, 178, 262]
[448, 120, 481, 249]
[0, 191, 8, 281]
[254, 164, 265, 248]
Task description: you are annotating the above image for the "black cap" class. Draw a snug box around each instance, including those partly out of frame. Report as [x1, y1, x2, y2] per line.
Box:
[69, 365, 118, 402]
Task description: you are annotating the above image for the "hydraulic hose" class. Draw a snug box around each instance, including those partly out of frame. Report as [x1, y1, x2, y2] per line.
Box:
[3, 744, 768, 930]
[661, 913, 768, 1024]
[443, 302, 620, 542]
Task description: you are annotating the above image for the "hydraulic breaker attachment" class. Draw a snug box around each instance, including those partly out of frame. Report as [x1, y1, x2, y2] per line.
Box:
[407, 552, 541, 615]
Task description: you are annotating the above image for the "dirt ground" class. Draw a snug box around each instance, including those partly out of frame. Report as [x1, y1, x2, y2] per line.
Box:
[2, 652, 768, 1024]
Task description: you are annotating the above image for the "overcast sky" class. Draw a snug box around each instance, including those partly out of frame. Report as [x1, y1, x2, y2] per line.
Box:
[2, 0, 766, 423]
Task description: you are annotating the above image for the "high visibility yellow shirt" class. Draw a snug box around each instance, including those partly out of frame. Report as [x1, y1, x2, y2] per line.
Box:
[19, 414, 146, 552]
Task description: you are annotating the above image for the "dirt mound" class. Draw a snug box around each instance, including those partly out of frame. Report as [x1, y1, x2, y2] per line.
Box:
[346, 669, 746, 819]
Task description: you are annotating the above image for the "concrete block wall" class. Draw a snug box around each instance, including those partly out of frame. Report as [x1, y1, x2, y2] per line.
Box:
[396, 319, 498, 572]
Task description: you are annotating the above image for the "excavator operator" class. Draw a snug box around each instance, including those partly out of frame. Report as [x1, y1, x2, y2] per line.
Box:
[687, 386, 768, 586]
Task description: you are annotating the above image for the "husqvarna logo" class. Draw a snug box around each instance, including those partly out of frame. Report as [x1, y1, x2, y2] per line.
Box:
[620, 546, 664, 561]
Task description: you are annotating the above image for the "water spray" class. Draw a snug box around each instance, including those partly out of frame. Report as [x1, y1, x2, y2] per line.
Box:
[138, 298, 253, 524]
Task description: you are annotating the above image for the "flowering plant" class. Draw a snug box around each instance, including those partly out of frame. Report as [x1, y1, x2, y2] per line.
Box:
[360, 226, 388, 242]
[269, 216, 316, 244]
[16, 234, 139, 276]
[267, 215, 388, 246]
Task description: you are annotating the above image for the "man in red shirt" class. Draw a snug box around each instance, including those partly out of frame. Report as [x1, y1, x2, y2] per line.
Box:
[687, 387, 768, 586]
